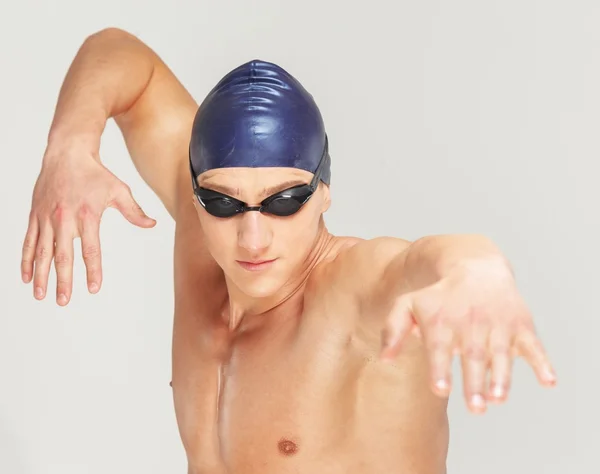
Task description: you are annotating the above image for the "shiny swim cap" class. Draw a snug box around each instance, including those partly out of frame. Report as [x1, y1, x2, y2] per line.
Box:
[189, 59, 331, 185]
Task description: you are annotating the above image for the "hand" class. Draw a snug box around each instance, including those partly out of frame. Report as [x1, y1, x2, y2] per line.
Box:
[21, 145, 156, 305]
[379, 259, 556, 414]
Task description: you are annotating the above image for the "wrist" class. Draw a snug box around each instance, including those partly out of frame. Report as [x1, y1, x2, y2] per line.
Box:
[45, 127, 103, 164]
[404, 235, 508, 290]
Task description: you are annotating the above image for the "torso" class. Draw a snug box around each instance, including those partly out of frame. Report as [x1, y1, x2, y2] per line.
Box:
[172, 236, 449, 474]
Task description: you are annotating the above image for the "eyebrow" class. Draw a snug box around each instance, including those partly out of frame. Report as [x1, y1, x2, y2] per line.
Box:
[200, 180, 307, 199]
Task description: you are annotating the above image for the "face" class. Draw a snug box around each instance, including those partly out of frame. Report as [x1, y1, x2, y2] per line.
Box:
[193, 167, 331, 298]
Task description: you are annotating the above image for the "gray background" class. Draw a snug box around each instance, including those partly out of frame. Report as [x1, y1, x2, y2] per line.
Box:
[0, 0, 596, 472]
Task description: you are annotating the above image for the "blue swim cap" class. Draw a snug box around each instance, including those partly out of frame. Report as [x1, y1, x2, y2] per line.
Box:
[189, 59, 331, 185]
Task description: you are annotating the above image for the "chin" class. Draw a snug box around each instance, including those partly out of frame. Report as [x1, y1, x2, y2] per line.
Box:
[237, 277, 284, 299]
[226, 266, 286, 298]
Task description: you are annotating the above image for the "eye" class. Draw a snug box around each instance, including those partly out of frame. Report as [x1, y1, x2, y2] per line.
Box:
[265, 196, 302, 216]
[210, 198, 236, 211]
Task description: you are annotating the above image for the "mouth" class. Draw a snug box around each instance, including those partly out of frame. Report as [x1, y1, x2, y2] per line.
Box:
[236, 258, 278, 272]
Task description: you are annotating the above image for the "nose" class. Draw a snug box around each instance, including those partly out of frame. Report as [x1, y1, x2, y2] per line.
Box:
[237, 211, 272, 253]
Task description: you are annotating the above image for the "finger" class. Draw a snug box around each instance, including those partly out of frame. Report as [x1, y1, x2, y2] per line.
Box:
[380, 294, 415, 360]
[21, 214, 39, 283]
[110, 185, 156, 228]
[486, 325, 513, 404]
[423, 317, 456, 397]
[53, 222, 75, 306]
[460, 309, 490, 414]
[32, 221, 54, 300]
[79, 213, 102, 294]
[514, 327, 556, 387]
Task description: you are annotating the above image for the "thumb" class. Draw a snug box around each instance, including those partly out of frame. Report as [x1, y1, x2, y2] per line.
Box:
[380, 293, 416, 360]
[111, 185, 156, 228]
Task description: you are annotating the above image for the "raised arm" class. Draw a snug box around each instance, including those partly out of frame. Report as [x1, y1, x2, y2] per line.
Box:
[22, 27, 199, 304]
[48, 26, 198, 216]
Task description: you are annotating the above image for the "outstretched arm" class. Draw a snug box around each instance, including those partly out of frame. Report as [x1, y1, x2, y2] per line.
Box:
[330, 235, 556, 413]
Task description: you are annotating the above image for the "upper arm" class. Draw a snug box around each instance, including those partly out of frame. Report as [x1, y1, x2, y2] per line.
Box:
[114, 49, 198, 219]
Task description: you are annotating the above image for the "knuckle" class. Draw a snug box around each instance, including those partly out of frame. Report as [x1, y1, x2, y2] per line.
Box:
[516, 328, 538, 348]
[37, 245, 51, 259]
[56, 279, 71, 288]
[426, 337, 450, 352]
[23, 238, 36, 252]
[505, 317, 520, 333]
[54, 252, 71, 266]
[513, 317, 534, 333]
[426, 313, 446, 330]
[115, 183, 131, 199]
[77, 203, 97, 221]
[464, 344, 487, 361]
[131, 201, 143, 214]
[82, 245, 100, 261]
[490, 344, 510, 356]
[468, 308, 488, 326]
[50, 202, 68, 223]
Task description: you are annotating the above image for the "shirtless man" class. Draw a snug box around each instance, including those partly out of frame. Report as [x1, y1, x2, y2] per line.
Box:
[21, 28, 556, 474]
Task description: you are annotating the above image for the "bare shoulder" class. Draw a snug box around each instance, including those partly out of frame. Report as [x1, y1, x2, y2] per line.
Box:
[306, 236, 412, 300]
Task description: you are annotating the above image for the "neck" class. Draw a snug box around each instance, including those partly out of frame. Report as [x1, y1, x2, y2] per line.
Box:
[224, 221, 334, 331]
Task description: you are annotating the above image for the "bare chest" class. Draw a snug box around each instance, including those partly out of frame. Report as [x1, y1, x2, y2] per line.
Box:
[179, 301, 448, 474]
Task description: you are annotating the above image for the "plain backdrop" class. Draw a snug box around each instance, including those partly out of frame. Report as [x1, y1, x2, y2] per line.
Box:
[0, 0, 597, 472]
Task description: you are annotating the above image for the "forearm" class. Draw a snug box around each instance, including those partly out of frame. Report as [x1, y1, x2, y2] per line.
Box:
[401, 234, 510, 291]
[47, 27, 156, 156]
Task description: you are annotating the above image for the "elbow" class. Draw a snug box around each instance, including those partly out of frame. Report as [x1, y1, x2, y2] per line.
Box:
[85, 27, 137, 44]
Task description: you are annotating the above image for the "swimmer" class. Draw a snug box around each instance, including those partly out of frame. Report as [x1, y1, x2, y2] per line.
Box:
[22, 28, 556, 473]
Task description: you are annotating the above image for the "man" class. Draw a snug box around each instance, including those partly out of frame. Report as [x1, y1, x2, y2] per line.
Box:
[22, 28, 556, 473]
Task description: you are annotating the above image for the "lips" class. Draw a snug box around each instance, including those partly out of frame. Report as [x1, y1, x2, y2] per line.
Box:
[236, 259, 277, 272]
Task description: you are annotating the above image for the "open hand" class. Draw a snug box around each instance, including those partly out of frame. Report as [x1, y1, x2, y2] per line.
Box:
[380, 260, 556, 413]
[21, 146, 156, 305]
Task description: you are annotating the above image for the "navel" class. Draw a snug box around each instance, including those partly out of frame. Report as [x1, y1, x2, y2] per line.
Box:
[278, 438, 299, 456]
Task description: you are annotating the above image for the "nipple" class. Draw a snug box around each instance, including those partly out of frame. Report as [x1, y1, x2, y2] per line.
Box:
[278, 438, 299, 456]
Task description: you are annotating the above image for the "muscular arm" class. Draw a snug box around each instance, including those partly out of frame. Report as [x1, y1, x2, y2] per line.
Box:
[45, 28, 223, 468]
[49, 26, 197, 217]
[327, 235, 505, 318]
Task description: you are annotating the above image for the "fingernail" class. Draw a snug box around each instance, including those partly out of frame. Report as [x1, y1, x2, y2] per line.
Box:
[491, 384, 504, 399]
[22, 273, 30, 282]
[57, 294, 67, 305]
[471, 394, 485, 409]
[89, 282, 99, 293]
[35, 287, 44, 299]
[543, 368, 557, 383]
[435, 379, 449, 391]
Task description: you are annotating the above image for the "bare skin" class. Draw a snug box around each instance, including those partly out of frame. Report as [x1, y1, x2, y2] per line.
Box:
[173, 235, 449, 474]
[23, 28, 555, 474]
[172, 168, 448, 472]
